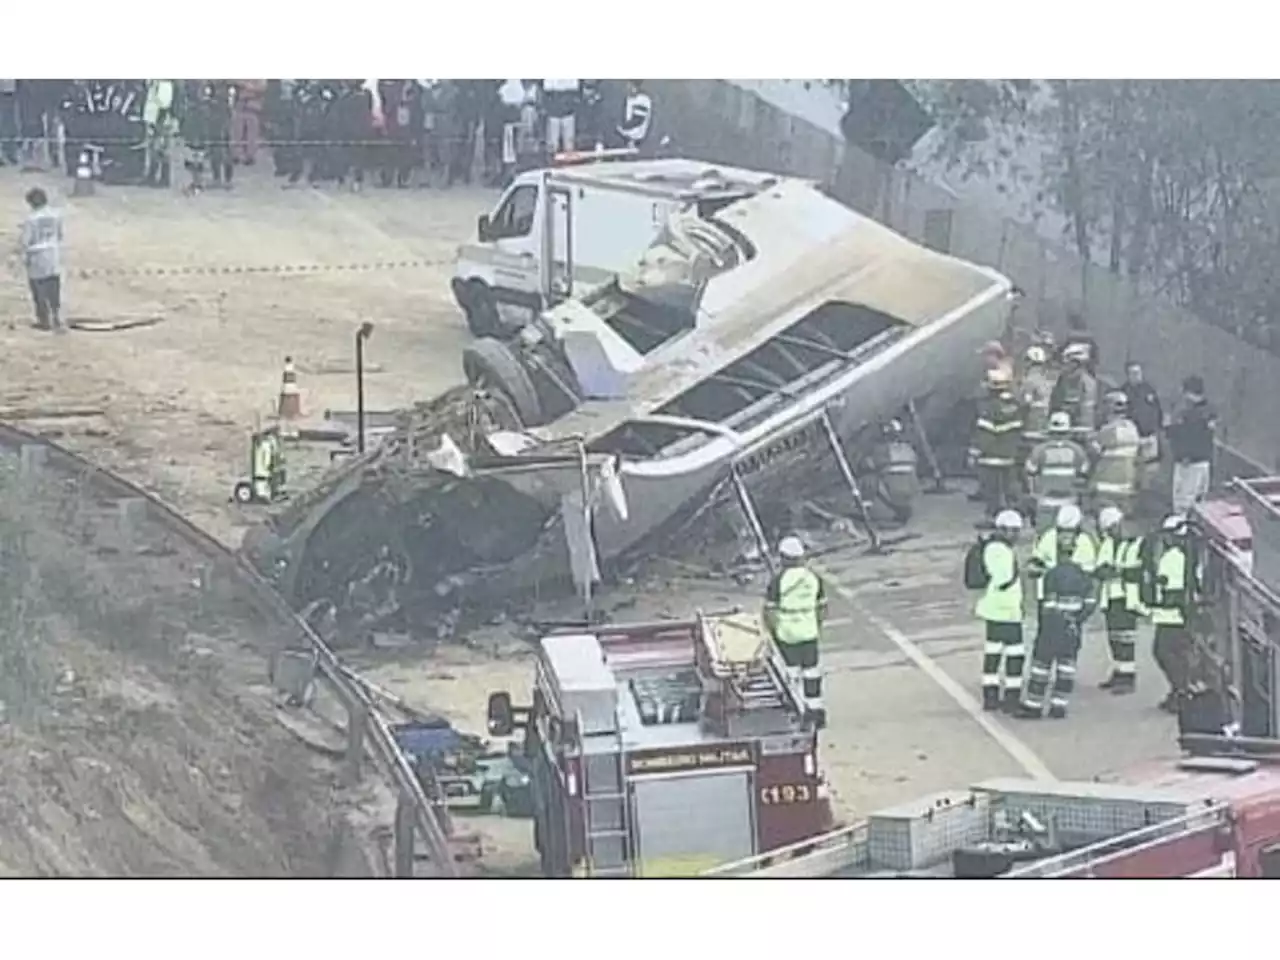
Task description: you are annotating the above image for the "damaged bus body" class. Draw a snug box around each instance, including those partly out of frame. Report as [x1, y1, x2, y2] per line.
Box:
[241, 160, 1014, 634]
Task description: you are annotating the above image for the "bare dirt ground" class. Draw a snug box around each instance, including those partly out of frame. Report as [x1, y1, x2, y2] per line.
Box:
[0, 163, 1178, 876]
[0, 463, 377, 876]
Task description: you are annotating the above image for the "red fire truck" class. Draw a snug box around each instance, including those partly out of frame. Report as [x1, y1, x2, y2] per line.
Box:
[485, 612, 834, 877]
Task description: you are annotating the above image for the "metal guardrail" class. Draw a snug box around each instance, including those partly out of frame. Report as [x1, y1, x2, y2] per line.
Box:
[0, 421, 457, 877]
[701, 822, 868, 878]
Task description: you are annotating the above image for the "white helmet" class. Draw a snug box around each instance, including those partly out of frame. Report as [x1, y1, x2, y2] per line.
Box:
[1098, 506, 1124, 530]
[1048, 411, 1071, 433]
[778, 536, 806, 560]
[1056, 504, 1083, 531]
[1161, 513, 1189, 534]
[994, 509, 1023, 531]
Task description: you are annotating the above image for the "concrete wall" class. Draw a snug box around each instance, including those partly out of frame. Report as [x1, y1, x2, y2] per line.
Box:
[619, 79, 1279, 473]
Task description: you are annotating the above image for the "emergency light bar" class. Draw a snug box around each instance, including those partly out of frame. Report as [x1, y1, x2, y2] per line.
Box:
[552, 146, 640, 167]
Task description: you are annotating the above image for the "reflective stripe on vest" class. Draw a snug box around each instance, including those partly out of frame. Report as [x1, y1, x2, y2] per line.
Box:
[1150, 546, 1187, 626]
[774, 567, 822, 645]
[1098, 536, 1125, 601]
[253, 438, 273, 479]
[1120, 538, 1147, 613]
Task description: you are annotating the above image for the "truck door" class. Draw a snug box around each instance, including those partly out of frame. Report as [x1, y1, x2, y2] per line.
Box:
[630, 771, 755, 876]
[541, 182, 573, 305]
[485, 182, 544, 324]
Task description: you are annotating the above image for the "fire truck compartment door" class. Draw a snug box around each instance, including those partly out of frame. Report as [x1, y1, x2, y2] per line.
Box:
[632, 771, 754, 877]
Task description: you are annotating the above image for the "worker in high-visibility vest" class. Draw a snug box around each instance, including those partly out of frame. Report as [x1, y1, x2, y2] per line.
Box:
[1150, 513, 1195, 713]
[1089, 392, 1142, 518]
[1095, 506, 1144, 694]
[975, 509, 1026, 713]
[1028, 503, 1096, 637]
[763, 536, 828, 729]
[250, 430, 275, 502]
[1025, 411, 1089, 532]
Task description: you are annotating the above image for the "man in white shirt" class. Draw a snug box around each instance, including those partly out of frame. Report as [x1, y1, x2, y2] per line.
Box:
[542, 79, 579, 154]
[618, 80, 653, 152]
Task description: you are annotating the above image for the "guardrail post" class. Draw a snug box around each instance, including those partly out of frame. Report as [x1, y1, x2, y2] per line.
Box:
[394, 792, 415, 878]
[116, 498, 145, 553]
[19, 444, 47, 477]
[344, 700, 369, 786]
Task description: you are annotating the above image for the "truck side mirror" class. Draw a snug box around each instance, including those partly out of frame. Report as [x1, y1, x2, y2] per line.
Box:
[487, 690, 514, 737]
[477, 213, 492, 242]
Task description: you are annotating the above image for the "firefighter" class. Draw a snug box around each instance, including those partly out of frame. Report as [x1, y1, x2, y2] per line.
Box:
[1089, 391, 1142, 518]
[1018, 508, 1098, 720]
[970, 367, 1024, 518]
[1150, 513, 1195, 713]
[1024, 411, 1089, 531]
[975, 509, 1026, 713]
[868, 419, 919, 526]
[1095, 506, 1142, 694]
[1019, 345, 1055, 444]
[1058, 311, 1100, 377]
[1028, 503, 1097, 639]
[980, 340, 1014, 383]
[1050, 342, 1098, 436]
[763, 536, 828, 728]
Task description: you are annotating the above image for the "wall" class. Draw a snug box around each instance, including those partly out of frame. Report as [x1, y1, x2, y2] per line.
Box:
[618, 79, 1279, 473]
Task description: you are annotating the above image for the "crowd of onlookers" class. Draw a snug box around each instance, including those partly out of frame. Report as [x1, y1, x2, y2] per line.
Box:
[0, 79, 657, 193]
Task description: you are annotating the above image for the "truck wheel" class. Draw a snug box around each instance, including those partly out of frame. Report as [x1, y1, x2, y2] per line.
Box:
[462, 338, 544, 428]
[461, 282, 503, 339]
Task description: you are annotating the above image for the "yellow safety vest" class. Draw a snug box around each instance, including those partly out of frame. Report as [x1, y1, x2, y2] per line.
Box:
[1119, 538, 1148, 615]
[771, 567, 822, 645]
[1097, 535, 1124, 602]
[253, 436, 273, 479]
[1150, 546, 1187, 626]
[975, 540, 1023, 624]
[1033, 530, 1096, 600]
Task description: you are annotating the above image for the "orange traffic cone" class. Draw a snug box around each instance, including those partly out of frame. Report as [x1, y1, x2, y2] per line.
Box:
[277, 356, 301, 437]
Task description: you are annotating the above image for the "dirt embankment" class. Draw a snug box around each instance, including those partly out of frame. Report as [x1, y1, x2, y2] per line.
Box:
[0, 465, 372, 876]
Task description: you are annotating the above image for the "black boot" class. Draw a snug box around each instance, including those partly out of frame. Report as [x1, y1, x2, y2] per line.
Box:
[1013, 703, 1043, 720]
[1099, 674, 1120, 690]
[1048, 705, 1068, 719]
[982, 688, 1001, 712]
[1158, 692, 1179, 713]
[1110, 678, 1136, 696]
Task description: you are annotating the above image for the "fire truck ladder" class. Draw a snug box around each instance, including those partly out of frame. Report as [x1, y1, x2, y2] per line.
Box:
[578, 709, 632, 878]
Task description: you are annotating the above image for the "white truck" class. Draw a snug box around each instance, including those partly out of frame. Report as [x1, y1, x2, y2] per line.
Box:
[449, 152, 788, 337]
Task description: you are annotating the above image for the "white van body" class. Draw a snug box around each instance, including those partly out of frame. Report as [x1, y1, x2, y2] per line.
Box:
[450, 157, 788, 336]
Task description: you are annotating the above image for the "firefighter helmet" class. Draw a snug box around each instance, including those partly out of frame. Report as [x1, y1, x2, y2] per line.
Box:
[1048, 411, 1071, 433]
[1056, 504, 1083, 531]
[1107, 391, 1128, 411]
[1024, 345, 1048, 366]
[1063, 343, 1089, 363]
[1098, 506, 1124, 530]
[778, 536, 807, 560]
[986, 366, 1013, 388]
[1161, 514, 1189, 534]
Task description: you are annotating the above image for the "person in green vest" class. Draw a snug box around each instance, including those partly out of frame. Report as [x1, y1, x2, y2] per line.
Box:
[975, 509, 1026, 713]
[250, 430, 275, 502]
[1027, 503, 1096, 637]
[1095, 506, 1145, 694]
[763, 536, 828, 729]
[1150, 513, 1195, 713]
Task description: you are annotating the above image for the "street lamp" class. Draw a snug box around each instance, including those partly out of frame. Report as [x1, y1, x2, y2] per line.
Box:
[355, 322, 374, 454]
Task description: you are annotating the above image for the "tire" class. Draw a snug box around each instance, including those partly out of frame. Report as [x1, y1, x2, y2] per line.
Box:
[460, 282, 503, 339]
[462, 338, 544, 428]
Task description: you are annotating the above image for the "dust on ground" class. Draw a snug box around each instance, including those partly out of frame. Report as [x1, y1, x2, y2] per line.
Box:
[0, 464, 378, 876]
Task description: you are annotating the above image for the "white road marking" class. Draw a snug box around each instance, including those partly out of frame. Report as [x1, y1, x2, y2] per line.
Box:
[815, 562, 1056, 782]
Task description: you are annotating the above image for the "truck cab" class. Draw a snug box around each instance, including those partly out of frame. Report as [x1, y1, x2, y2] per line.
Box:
[450, 154, 780, 338]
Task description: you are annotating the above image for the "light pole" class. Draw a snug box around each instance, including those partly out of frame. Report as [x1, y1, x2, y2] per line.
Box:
[355, 322, 374, 454]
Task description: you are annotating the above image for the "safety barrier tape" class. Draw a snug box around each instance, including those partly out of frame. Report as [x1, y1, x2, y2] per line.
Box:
[69, 257, 452, 280]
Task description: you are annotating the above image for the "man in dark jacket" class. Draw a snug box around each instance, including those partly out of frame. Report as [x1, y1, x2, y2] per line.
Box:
[1121, 361, 1163, 500]
[1168, 375, 1216, 515]
[1017, 552, 1097, 720]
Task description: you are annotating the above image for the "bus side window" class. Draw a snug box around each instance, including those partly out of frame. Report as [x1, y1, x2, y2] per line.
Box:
[1259, 841, 1280, 878]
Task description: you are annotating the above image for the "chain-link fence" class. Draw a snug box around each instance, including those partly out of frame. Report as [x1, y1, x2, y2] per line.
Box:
[633, 79, 1280, 472]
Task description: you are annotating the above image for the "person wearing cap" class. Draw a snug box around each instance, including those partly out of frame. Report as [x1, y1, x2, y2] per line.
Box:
[1019, 503, 1098, 719]
[867, 419, 920, 526]
[1050, 341, 1098, 435]
[1167, 375, 1216, 515]
[1089, 391, 1142, 518]
[1019, 345, 1055, 444]
[1149, 513, 1196, 712]
[970, 365, 1025, 518]
[975, 510, 1026, 712]
[1024, 411, 1089, 531]
[763, 536, 828, 728]
[1027, 502, 1096, 640]
[1095, 506, 1144, 693]
[1121, 361, 1164, 498]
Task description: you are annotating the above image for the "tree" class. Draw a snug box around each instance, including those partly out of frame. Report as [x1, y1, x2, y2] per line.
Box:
[902, 79, 1280, 336]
